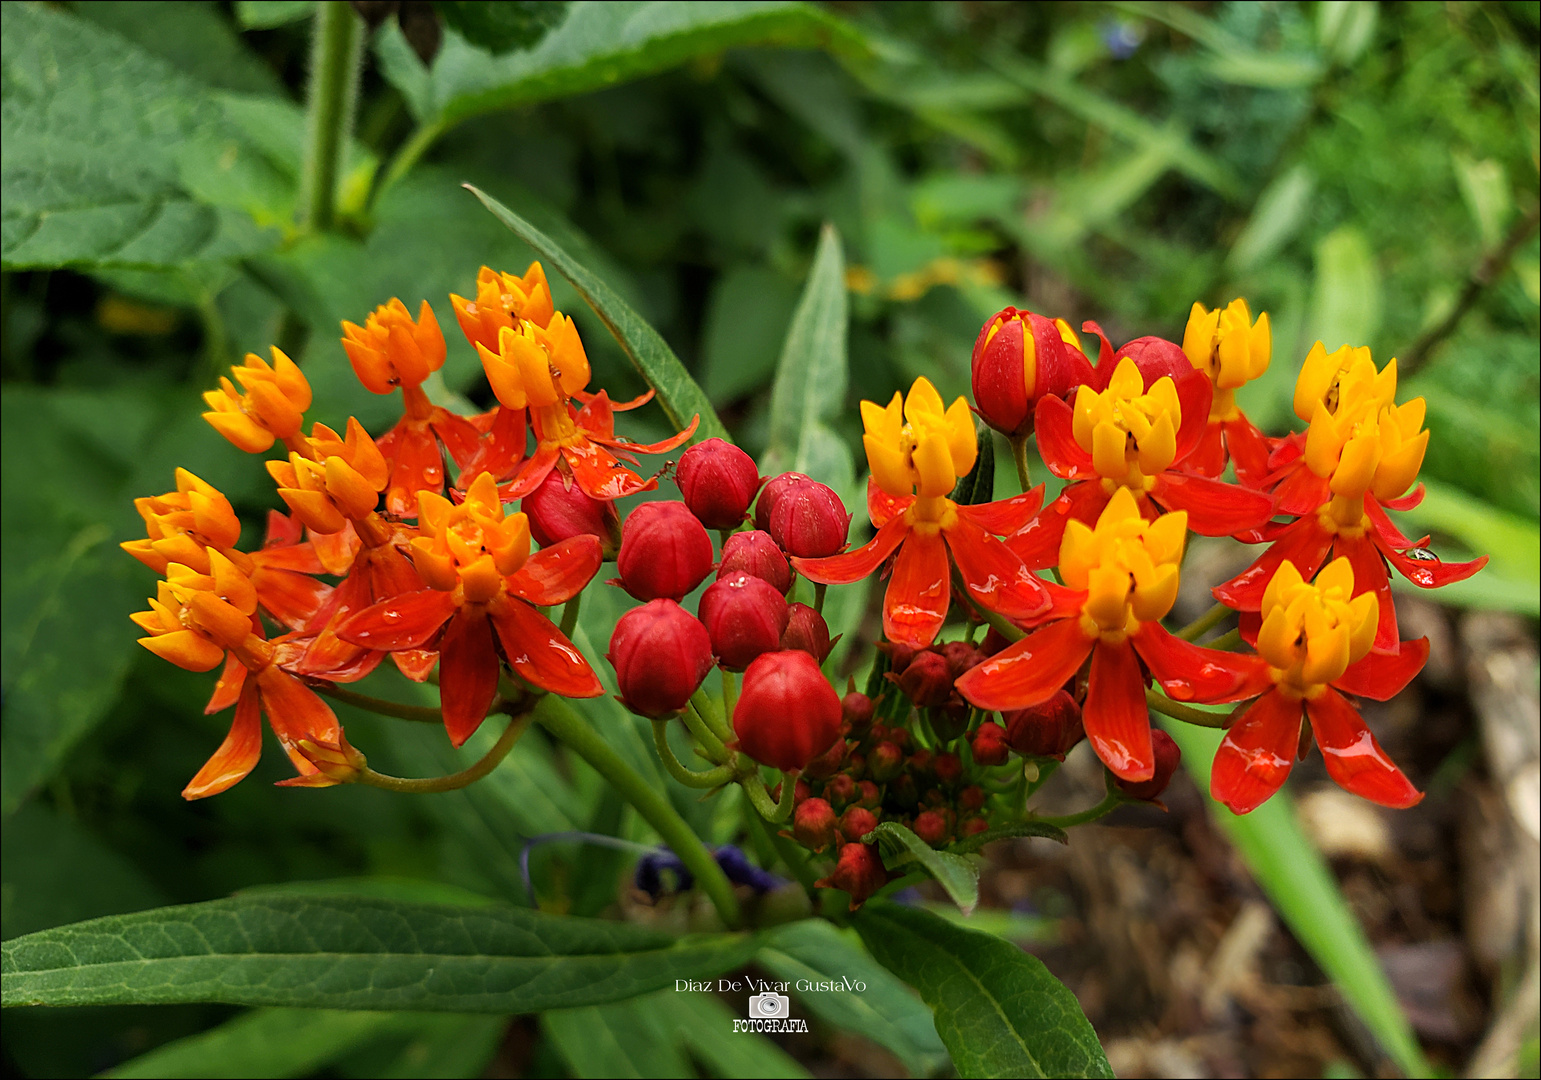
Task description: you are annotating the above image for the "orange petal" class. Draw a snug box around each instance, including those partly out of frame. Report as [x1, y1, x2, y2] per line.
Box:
[310, 520, 361, 576]
[597, 414, 700, 455]
[506, 535, 603, 606]
[1005, 482, 1109, 572]
[385, 424, 446, 518]
[954, 486, 1045, 535]
[204, 653, 248, 714]
[140, 629, 226, 672]
[490, 598, 602, 699]
[882, 530, 951, 649]
[256, 666, 341, 775]
[336, 589, 456, 650]
[1307, 687, 1423, 808]
[1150, 472, 1274, 537]
[1033, 395, 1097, 480]
[430, 406, 484, 469]
[183, 679, 264, 800]
[252, 567, 332, 632]
[1209, 689, 1301, 814]
[562, 440, 655, 501]
[866, 476, 913, 529]
[956, 617, 1092, 713]
[1131, 621, 1272, 704]
[1334, 636, 1429, 701]
[793, 517, 909, 585]
[392, 648, 439, 682]
[440, 607, 501, 746]
[497, 443, 561, 500]
[944, 517, 1049, 620]
[1083, 639, 1153, 782]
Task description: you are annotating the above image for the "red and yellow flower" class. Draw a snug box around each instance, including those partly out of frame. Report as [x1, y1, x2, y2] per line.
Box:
[336, 473, 603, 744]
[794, 377, 1048, 649]
[1011, 355, 1275, 570]
[1180, 298, 1273, 486]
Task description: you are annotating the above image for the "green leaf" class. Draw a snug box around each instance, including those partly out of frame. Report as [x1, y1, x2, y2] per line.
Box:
[1227, 164, 1316, 274]
[1308, 226, 1382, 352]
[1, 896, 758, 1012]
[758, 920, 949, 1077]
[434, 2, 570, 55]
[75, 1, 285, 95]
[701, 266, 803, 405]
[665, 989, 811, 1078]
[467, 184, 728, 442]
[1161, 720, 1431, 1078]
[949, 426, 995, 506]
[1, 4, 279, 269]
[868, 823, 980, 915]
[853, 900, 1112, 1079]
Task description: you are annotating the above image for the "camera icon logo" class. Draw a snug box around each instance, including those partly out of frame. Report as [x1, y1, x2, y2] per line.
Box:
[747, 991, 790, 1019]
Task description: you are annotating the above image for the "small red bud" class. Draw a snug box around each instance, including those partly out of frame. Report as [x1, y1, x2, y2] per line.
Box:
[676, 437, 762, 529]
[607, 600, 713, 718]
[1115, 730, 1182, 802]
[869, 741, 903, 782]
[1102, 334, 1191, 389]
[792, 797, 838, 852]
[933, 752, 962, 786]
[971, 307, 1094, 437]
[698, 572, 788, 671]
[757, 473, 850, 558]
[522, 470, 621, 555]
[971, 720, 1010, 766]
[889, 772, 919, 809]
[717, 530, 791, 594]
[912, 809, 951, 847]
[840, 805, 879, 842]
[841, 691, 874, 735]
[1003, 690, 1085, 760]
[733, 650, 842, 772]
[891, 650, 952, 708]
[888, 728, 910, 750]
[939, 641, 985, 680]
[615, 502, 713, 601]
[846, 752, 867, 778]
[959, 785, 986, 812]
[907, 749, 933, 775]
[794, 779, 812, 803]
[804, 736, 849, 780]
[814, 840, 888, 910]
[824, 772, 857, 808]
[878, 641, 918, 674]
[782, 602, 833, 663]
[961, 816, 990, 838]
[928, 696, 972, 742]
[856, 780, 881, 809]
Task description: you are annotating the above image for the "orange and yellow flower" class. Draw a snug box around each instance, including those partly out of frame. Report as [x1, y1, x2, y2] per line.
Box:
[450, 262, 556, 352]
[202, 348, 313, 455]
[1180, 298, 1273, 485]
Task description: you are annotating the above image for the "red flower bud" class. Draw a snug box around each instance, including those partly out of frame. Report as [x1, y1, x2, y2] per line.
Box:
[869, 741, 904, 782]
[717, 530, 791, 594]
[842, 691, 874, 735]
[608, 599, 713, 718]
[840, 805, 879, 842]
[959, 785, 986, 812]
[814, 840, 888, 910]
[846, 752, 867, 777]
[676, 437, 762, 529]
[939, 641, 985, 680]
[698, 572, 788, 671]
[1003, 690, 1085, 760]
[980, 627, 1012, 656]
[733, 650, 842, 772]
[794, 779, 811, 803]
[1107, 335, 1190, 388]
[961, 816, 989, 838]
[792, 797, 838, 852]
[877, 640, 918, 674]
[782, 602, 833, 663]
[971, 720, 1010, 766]
[804, 736, 848, 780]
[971, 307, 1094, 437]
[889, 772, 919, 809]
[757, 473, 850, 558]
[522, 469, 621, 555]
[824, 772, 857, 807]
[856, 780, 881, 808]
[933, 752, 962, 786]
[928, 696, 973, 743]
[615, 502, 713, 601]
[908, 749, 933, 775]
[891, 650, 953, 708]
[912, 808, 952, 847]
[1115, 729, 1182, 802]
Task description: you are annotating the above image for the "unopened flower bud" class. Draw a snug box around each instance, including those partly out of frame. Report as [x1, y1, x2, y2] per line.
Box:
[928, 696, 973, 743]
[794, 779, 812, 803]
[846, 752, 867, 777]
[804, 737, 848, 780]
[971, 308, 1094, 437]
[908, 749, 934, 775]
[869, 741, 904, 783]
[757, 473, 850, 558]
[523, 470, 621, 555]
[615, 502, 713, 601]
[961, 816, 990, 838]
[971, 720, 1010, 766]
[891, 650, 953, 708]
[912, 808, 952, 847]
[1115, 730, 1182, 802]
[733, 650, 842, 772]
[959, 785, 986, 812]
[717, 530, 791, 594]
[793, 798, 838, 852]
[676, 438, 762, 530]
[877, 640, 918, 674]
[1103, 333, 1191, 389]
[857, 780, 881, 808]
[824, 772, 857, 808]
[782, 602, 833, 663]
[933, 752, 962, 786]
[1003, 690, 1085, 761]
[289, 731, 367, 784]
[889, 772, 919, 809]
[699, 572, 789, 671]
[608, 599, 713, 718]
[939, 641, 985, 680]
[840, 805, 879, 842]
[842, 691, 874, 735]
[814, 841, 888, 910]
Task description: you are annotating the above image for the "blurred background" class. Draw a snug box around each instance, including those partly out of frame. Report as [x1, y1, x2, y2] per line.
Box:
[2, 1, 1537, 1077]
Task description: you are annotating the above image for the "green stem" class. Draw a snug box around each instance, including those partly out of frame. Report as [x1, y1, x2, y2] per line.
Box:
[358, 711, 529, 792]
[681, 700, 730, 760]
[536, 696, 742, 928]
[771, 830, 821, 893]
[312, 683, 445, 723]
[741, 769, 796, 824]
[969, 594, 1026, 643]
[813, 582, 828, 615]
[1009, 433, 1033, 493]
[372, 120, 445, 210]
[721, 670, 739, 727]
[1040, 791, 1122, 829]
[653, 720, 736, 788]
[559, 591, 583, 640]
[1145, 688, 1231, 728]
[1208, 628, 1242, 651]
[691, 688, 735, 745]
[1175, 601, 1231, 642]
[301, 1, 363, 232]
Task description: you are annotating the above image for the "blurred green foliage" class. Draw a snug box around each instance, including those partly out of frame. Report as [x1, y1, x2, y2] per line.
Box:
[2, 1, 1537, 1076]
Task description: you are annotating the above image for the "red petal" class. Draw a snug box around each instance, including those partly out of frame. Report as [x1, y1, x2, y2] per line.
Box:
[562, 441, 655, 501]
[252, 567, 332, 632]
[1334, 637, 1429, 701]
[256, 665, 341, 771]
[204, 653, 249, 714]
[955, 617, 1093, 712]
[461, 405, 527, 483]
[1224, 415, 1273, 489]
[1084, 639, 1154, 782]
[944, 517, 1049, 620]
[262, 509, 305, 548]
[429, 406, 484, 469]
[1083, 320, 1116, 378]
[1307, 687, 1423, 808]
[573, 392, 617, 442]
[881, 529, 951, 648]
[310, 521, 361, 576]
[1213, 517, 1333, 611]
[490, 597, 602, 698]
[392, 648, 439, 682]
[1171, 369, 1213, 463]
[439, 607, 501, 746]
[498, 443, 560, 500]
[1363, 495, 1423, 550]
[1132, 621, 1272, 703]
[597, 415, 700, 455]
[385, 425, 446, 518]
[1005, 482, 1110, 571]
[1267, 431, 1304, 472]
[1336, 534, 1399, 654]
[1273, 463, 1333, 516]
[1150, 472, 1275, 536]
[1185, 421, 1227, 478]
[1381, 484, 1425, 512]
[1380, 538, 1489, 590]
[794, 517, 909, 585]
[1209, 690, 1302, 815]
[954, 486, 1045, 535]
[183, 679, 264, 799]
[364, 543, 426, 601]
[506, 535, 603, 605]
[576, 388, 653, 412]
[867, 477, 913, 529]
[1033, 395, 1096, 480]
[336, 589, 456, 650]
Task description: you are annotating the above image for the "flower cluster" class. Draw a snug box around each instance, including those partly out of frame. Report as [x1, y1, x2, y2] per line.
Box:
[127, 270, 1481, 912]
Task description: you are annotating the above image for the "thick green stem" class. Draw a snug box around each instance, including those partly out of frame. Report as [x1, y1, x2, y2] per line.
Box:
[559, 591, 583, 639]
[301, 2, 363, 231]
[681, 700, 730, 761]
[721, 670, 739, 727]
[691, 688, 735, 745]
[1009, 433, 1033, 493]
[358, 711, 529, 792]
[813, 582, 828, 615]
[536, 696, 742, 928]
[1175, 601, 1231, 642]
[1145, 688, 1232, 728]
[741, 769, 796, 824]
[1040, 791, 1123, 829]
[652, 719, 736, 788]
[312, 683, 446, 723]
[1208, 628, 1243, 651]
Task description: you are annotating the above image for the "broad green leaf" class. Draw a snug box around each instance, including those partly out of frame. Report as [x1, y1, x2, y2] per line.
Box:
[854, 900, 1112, 1079]
[1, 896, 758, 1012]
[1451, 153, 1512, 252]
[468, 184, 728, 442]
[869, 823, 980, 915]
[1227, 164, 1316, 274]
[435, 2, 571, 55]
[1, 4, 278, 269]
[1161, 720, 1431, 1078]
[235, 877, 499, 908]
[758, 919, 949, 1077]
[75, 1, 285, 95]
[1307, 226, 1382, 352]
[343, 1013, 507, 1079]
